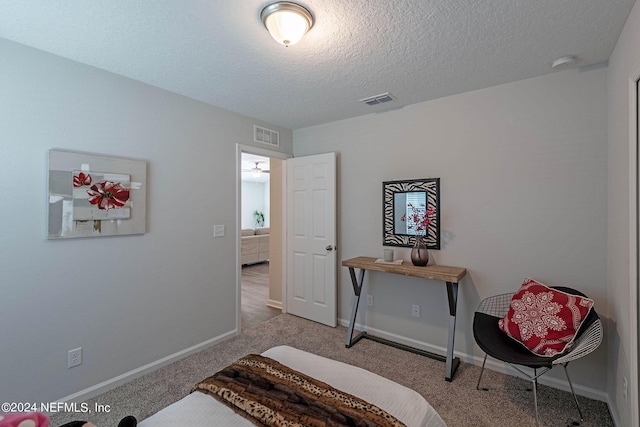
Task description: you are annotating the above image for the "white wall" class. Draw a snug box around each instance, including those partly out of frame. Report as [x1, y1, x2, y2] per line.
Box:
[607, 1, 640, 425]
[294, 67, 609, 395]
[241, 180, 270, 229]
[0, 38, 292, 403]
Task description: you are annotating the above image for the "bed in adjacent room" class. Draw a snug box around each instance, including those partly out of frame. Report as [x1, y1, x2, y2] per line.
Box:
[138, 345, 446, 427]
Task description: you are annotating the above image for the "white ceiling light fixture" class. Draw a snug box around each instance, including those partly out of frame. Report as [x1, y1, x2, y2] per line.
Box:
[551, 55, 577, 70]
[247, 162, 271, 177]
[251, 163, 263, 177]
[261, 2, 314, 47]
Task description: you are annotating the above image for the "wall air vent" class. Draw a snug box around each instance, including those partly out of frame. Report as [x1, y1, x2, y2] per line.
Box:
[254, 125, 280, 147]
[359, 92, 395, 106]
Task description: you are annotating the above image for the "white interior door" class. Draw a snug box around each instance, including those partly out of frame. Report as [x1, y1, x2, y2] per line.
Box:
[286, 152, 337, 327]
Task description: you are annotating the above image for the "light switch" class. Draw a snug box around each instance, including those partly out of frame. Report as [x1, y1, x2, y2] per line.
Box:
[213, 225, 225, 237]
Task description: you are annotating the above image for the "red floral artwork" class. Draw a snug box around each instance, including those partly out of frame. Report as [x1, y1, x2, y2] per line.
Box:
[87, 181, 130, 210]
[400, 203, 435, 235]
[73, 172, 92, 188]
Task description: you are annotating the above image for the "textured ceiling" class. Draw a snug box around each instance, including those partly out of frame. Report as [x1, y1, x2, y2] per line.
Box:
[0, 0, 635, 130]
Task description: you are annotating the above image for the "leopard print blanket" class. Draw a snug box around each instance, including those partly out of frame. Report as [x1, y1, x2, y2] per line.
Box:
[192, 354, 407, 427]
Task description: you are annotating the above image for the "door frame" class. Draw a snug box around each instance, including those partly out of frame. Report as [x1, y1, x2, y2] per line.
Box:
[628, 64, 640, 427]
[236, 144, 291, 333]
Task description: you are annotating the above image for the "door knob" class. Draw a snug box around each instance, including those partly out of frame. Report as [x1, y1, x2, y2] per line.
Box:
[326, 245, 335, 252]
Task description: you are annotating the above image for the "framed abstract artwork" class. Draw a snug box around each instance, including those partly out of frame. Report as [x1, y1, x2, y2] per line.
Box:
[47, 149, 147, 239]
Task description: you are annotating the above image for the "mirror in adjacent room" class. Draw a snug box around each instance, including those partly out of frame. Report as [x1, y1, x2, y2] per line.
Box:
[393, 191, 427, 235]
[383, 178, 440, 248]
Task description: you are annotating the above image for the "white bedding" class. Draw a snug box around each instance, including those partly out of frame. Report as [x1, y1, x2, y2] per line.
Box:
[138, 345, 446, 427]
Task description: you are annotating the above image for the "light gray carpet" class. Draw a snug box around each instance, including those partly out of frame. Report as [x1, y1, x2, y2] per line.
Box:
[49, 314, 613, 427]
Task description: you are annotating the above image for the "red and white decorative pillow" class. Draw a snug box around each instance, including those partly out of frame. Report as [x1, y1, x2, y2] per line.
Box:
[498, 278, 594, 357]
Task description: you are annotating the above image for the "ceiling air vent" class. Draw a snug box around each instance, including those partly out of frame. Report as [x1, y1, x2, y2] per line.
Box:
[254, 125, 280, 147]
[359, 92, 395, 106]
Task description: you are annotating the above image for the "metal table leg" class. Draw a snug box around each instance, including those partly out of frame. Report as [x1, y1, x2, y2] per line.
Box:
[345, 267, 367, 347]
[344, 267, 461, 381]
[445, 281, 460, 381]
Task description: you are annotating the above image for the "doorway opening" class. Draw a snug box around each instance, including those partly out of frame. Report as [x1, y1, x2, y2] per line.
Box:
[239, 151, 282, 331]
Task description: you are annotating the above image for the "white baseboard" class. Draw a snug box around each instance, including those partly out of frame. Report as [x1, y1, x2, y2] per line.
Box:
[54, 318, 614, 420]
[267, 299, 282, 310]
[54, 329, 239, 406]
[607, 394, 623, 427]
[474, 353, 609, 403]
[337, 317, 609, 403]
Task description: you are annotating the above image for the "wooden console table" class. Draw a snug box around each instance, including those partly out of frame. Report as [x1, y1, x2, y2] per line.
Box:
[342, 256, 467, 381]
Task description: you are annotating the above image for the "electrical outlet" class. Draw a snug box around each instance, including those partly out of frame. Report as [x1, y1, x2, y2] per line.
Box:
[367, 295, 374, 307]
[623, 376, 628, 402]
[68, 347, 82, 368]
[411, 304, 420, 318]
